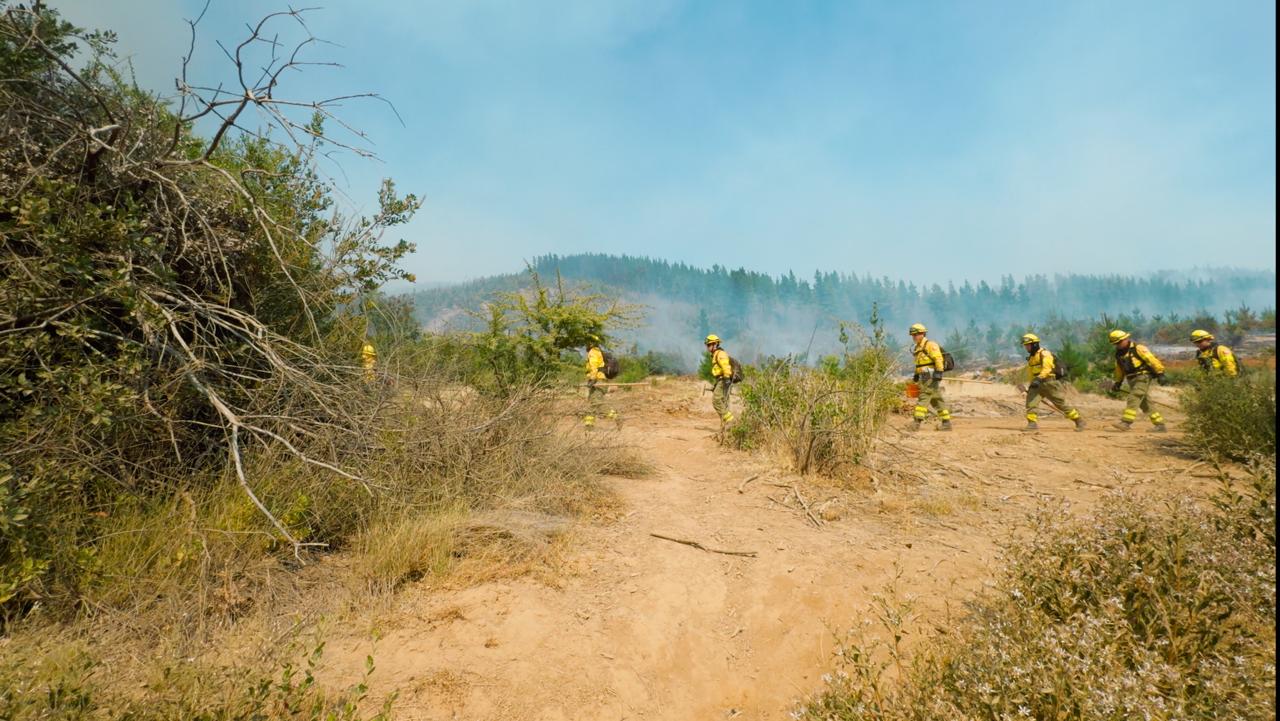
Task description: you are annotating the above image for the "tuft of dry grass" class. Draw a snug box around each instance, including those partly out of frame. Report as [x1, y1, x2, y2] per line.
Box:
[0, 628, 394, 721]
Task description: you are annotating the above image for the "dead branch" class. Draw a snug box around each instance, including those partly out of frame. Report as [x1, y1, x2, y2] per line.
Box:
[0, 3, 417, 555]
[649, 533, 758, 558]
[790, 485, 823, 528]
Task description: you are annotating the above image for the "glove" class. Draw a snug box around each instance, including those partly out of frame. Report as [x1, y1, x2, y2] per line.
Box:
[930, 371, 942, 386]
[1155, 374, 1168, 386]
[1028, 378, 1042, 391]
[1111, 380, 1124, 393]
[912, 372, 920, 383]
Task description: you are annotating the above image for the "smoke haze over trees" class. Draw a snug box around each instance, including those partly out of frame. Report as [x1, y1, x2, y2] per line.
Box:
[408, 254, 1276, 370]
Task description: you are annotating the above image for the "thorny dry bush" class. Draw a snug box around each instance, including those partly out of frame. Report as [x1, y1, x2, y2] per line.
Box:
[796, 463, 1277, 721]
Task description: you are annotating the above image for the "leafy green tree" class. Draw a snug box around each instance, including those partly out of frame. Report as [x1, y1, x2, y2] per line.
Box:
[476, 270, 637, 394]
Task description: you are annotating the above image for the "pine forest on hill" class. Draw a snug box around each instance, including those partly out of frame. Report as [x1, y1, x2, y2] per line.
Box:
[407, 254, 1277, 369]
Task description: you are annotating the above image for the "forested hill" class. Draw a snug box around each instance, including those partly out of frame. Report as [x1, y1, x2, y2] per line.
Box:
[408, 254, 1276, 367]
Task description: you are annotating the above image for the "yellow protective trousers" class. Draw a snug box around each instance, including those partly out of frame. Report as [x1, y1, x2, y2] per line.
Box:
[712, 378, 734, 423]
[913, 378, 951, 422]
[1025, 379, 1080, 424]
[1121, 375, 1165, 426]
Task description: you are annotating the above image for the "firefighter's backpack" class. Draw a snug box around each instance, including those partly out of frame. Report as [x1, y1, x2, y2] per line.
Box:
[601, 351, 620, 380]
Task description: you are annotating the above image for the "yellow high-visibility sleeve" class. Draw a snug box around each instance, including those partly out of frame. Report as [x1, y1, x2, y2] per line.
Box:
[1135, 344, 1165, 375]
[586, 348, 605, 381]
[712, 349, 733, 378]
[913, 339, 944, 371]
[926, 340, 944, 371]
[1219, 345, 1238, 376]
[1028, 349, 1055, 380]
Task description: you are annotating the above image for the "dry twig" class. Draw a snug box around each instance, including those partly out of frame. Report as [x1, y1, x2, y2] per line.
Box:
[649, 533, 758, 558]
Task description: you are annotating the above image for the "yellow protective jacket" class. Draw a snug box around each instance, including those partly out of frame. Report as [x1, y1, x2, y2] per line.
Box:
[1197, 344, 1238, 376]
[1027, 348, 1057, 381]
[912, 338, 945, 373]
[710, 348, 733, 379]
[360, 343, 377, 368]
[586, 347, 606, 382]
[1113, 343, 1164, 380]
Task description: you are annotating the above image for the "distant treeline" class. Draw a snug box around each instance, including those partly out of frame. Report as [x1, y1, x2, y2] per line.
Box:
[408, 254, 1276, 369]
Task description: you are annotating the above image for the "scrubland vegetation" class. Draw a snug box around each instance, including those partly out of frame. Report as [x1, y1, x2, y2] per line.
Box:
[728, 318, 900, 476]
[1180, 372, 1276, 463]
[0, 5, 639, 717]
[797, 465, 1276, 721]
[2, 4, 1274, 720]
[797, 369, 1277, 720]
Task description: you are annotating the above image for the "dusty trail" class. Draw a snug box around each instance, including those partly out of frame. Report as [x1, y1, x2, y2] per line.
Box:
[329, 378, 1217, 720]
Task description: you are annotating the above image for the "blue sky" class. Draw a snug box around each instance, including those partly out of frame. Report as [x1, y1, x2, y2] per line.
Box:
[54, 0, 1276, 286]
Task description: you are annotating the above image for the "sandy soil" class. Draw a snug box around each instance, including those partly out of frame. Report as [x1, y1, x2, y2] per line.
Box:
[327, 377, 1219, 721]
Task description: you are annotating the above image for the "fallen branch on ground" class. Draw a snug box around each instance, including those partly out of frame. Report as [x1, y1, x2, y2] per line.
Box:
[649, 533, 758, 558]
[790, 485, 823, 528]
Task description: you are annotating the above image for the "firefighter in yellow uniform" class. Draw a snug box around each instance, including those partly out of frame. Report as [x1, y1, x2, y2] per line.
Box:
[1108, 329, 1167, 432]
[1190, 330, 1238, 377]
[705, 334, 734, 424]
[1021, 333, 1084, 432]
[583, 338, 617, 428]
[908, 323, 952, 431]
[360, 341, 377, 383]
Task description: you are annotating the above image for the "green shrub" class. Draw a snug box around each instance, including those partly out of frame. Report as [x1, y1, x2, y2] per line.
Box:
[730, 324, 898, 476]
[470, 269, 638, 395]
[796, 468, 1277, 721]
[1181, 372, 1276, 462]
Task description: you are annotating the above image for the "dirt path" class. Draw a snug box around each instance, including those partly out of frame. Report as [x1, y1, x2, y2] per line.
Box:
[329, 378, 1218, 720]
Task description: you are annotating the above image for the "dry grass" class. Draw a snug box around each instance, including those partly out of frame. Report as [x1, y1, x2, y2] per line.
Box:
[796, 464, 1277, 721]
[1, 367, 647, 719]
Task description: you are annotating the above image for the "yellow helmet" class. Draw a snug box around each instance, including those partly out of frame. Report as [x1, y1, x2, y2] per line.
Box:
[1108, 329, 1131, 344]
[704, 334, 721, 345]
[908, 323, 927, 335]
[1021, 333, 1040, 345]
[1190, 329, 1214, 343]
